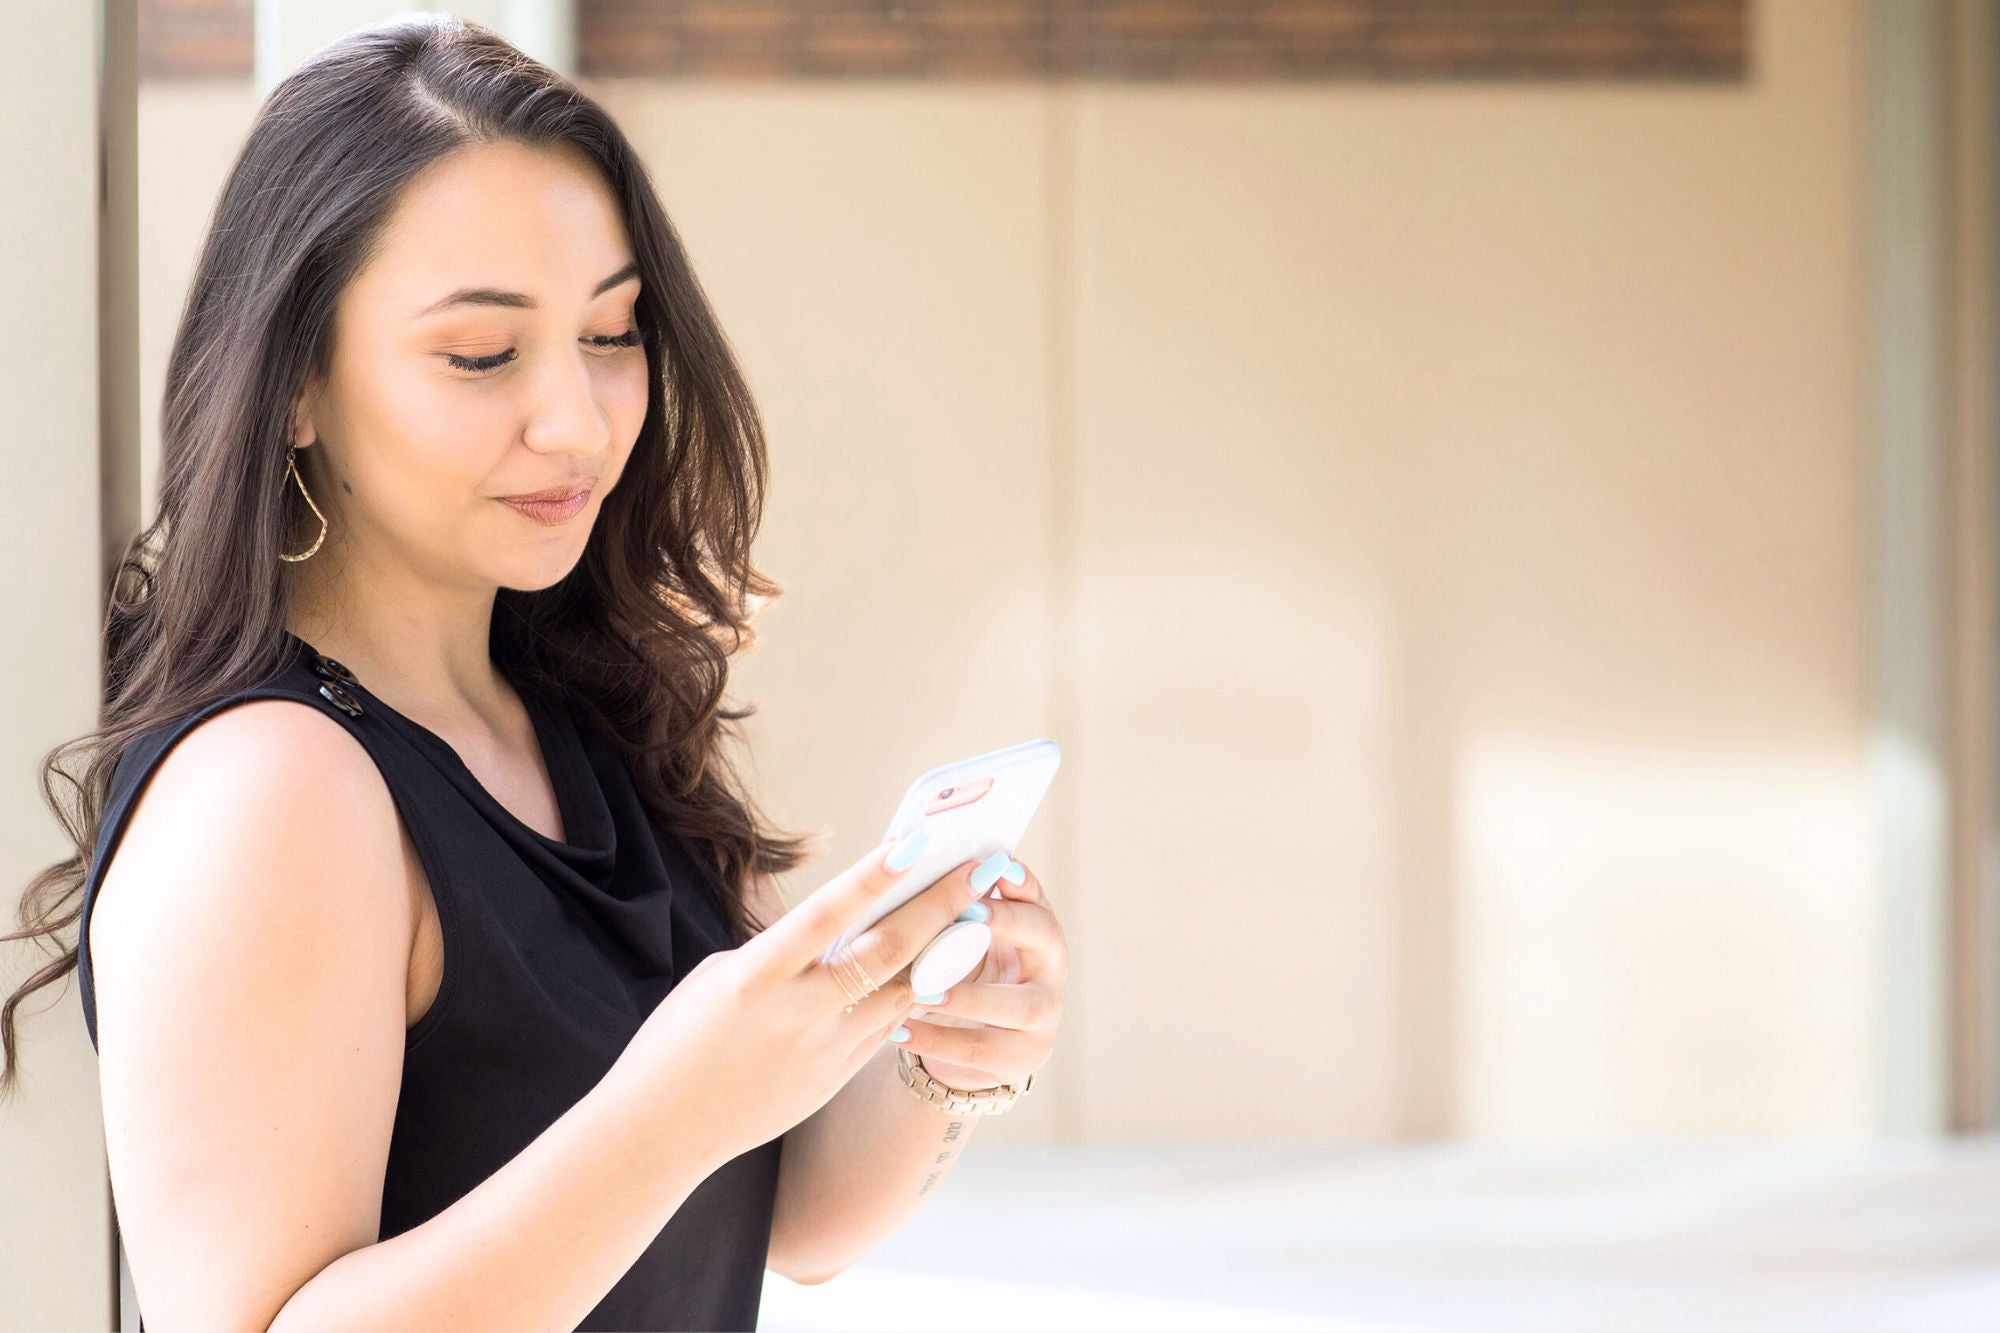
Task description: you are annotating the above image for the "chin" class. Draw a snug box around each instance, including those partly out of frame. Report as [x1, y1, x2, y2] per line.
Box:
[494, 546, 588, 593]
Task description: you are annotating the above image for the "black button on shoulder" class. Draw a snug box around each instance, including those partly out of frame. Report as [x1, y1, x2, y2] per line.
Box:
[310, 653, 360, 688]
[308, 651, 365, 717]
[318, 679, 364, 717]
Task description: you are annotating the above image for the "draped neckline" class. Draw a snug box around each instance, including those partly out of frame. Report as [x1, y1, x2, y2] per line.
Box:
[281, 630, 616, 868]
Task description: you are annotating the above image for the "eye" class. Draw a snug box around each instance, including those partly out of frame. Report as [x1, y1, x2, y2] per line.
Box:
[444, 326, 647, 375]
[445, 348, 517, 374]
[583, 327, 647, 353]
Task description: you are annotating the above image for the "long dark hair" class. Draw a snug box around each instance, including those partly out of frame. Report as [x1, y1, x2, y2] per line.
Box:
[0, 13, 818, 1099]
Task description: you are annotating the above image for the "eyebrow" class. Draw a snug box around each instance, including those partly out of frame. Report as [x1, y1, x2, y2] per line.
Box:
[413, 261, 641, 318]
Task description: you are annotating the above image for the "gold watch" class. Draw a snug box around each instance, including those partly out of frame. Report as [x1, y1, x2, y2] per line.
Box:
[895, 1047, 1035, 1115]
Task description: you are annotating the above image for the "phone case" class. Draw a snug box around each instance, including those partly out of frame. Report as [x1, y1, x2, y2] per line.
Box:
[818, 737, 1062, 967]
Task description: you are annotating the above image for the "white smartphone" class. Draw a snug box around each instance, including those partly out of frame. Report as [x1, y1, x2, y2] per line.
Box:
[818, 737, 1062, 993]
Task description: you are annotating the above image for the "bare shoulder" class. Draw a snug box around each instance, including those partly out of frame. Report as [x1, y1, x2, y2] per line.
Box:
[90, 696, 408, 970]
[88, 695, 416, 1328]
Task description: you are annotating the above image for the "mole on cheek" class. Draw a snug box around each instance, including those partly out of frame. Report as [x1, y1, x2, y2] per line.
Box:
[341, 481, 353, 495]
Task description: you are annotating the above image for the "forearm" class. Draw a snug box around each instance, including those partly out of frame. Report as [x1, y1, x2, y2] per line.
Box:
[269, 1055, 731, 1331]
[770, 1040, 982, 1283]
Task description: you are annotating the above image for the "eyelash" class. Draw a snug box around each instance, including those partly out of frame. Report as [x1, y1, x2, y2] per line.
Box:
[445, 327, 648, 375]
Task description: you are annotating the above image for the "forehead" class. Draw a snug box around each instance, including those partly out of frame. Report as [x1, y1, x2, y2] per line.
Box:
[352, 139, 631, 308]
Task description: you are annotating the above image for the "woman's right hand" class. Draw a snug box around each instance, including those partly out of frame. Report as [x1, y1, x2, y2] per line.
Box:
[616, 826, 990, 1168]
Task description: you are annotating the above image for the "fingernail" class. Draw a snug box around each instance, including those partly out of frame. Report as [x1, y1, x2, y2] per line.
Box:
[886, 827, 930, 873]
[969, 849, 1011, 897]
[1000, 858, 1027, 885]
[888, 1025, 912, 1043]
[956, 901, 990, 924]
[915, 992, 947, 1005]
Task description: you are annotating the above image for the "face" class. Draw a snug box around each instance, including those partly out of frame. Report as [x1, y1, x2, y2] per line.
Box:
[294, 138, 649, 594]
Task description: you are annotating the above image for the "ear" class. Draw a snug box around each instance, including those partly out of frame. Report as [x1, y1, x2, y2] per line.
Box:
[290, 378, 319, 449]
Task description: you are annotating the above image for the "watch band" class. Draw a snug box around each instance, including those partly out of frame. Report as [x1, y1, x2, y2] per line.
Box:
[895, 1046, 1035, 1115]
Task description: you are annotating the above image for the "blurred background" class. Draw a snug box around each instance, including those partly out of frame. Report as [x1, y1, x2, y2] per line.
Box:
[8, 1, 2000, 1329]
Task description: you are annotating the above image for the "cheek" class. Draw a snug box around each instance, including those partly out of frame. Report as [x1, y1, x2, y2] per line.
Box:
[590, 359, 649, 484]
[388, 402, 494, 497]
[338, 352, 498, 480]
[340, 396, 493, 532]
[601, 355, 651, 434]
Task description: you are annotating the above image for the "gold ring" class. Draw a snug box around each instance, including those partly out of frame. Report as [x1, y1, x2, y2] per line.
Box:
[827, 942, 877, 1012]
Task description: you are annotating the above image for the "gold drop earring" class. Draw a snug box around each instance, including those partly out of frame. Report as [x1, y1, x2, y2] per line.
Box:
[278, 442, 327, 562]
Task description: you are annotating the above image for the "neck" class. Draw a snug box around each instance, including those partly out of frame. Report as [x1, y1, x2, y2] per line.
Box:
[282, 536, 510, 731]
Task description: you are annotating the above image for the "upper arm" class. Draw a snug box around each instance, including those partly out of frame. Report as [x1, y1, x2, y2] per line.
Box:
[88, 699, 416, 1330]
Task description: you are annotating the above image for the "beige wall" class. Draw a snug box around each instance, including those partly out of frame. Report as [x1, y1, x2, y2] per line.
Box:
[2, 4, 123, 1330]
[1078, 0, 1867, 1140]
[127, 0, 1874, 1144]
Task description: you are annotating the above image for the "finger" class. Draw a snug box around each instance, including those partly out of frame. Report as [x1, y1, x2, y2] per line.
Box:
[988, 858, 1047, 907]
[752, 826, 933, 973]
[832, 992, 916, 1072]
[894, 1017, 1036, 1074]
[837, 854, 998, 994]
[817, 939, 924, 1049]
[911, 979, 1061, 1032]
[838, 979, 921, 1057]
[848, 994, 927, 1067]
[973, 897, 1067, 980]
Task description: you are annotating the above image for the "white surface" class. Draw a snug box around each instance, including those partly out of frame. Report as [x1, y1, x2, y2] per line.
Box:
[908, 920, 993, 996]
[760, 1140, 2000, 1333]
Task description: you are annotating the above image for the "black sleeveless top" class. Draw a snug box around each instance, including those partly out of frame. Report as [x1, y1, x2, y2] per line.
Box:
[76, 631, 783, 1331]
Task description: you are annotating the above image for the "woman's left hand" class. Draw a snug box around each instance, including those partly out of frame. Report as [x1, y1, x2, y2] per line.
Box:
[895, 856, 1065, 1092]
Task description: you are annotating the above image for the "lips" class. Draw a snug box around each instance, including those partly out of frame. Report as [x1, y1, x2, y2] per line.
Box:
[497, 481, 593, 525]
[501, 482, 592, 503]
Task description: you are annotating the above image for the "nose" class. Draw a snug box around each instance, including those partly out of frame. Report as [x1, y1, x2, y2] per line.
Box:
[521, 343, 615, 460]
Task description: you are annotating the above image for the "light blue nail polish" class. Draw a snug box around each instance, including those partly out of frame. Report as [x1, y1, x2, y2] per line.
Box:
[969, 849, 1012, 896]
[1000, 858, 1027, 885]
[889, 1025, 911, 1042]
[886, 827, 930, 873]
[915, 992, 947, 1005]
[956, 901, 991, 924]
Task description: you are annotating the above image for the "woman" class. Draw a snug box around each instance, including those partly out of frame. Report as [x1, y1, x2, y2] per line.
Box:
[0, 14, 1067, 1330]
